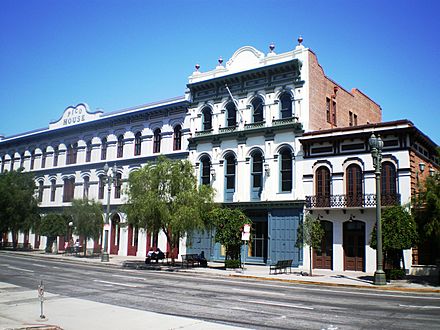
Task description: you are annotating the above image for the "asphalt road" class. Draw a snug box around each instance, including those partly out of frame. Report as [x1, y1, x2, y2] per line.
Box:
[1, 253, 439, 330]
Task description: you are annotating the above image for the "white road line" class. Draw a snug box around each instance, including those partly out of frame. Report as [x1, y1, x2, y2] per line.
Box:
[93, 279, 139, 288]
[112, 274, 146, 281]
[52, 266, 60, 269]
[31, 263, 47, 267]
[232, 306, 284, 316]
[6, 266, 34, 273]
[238, 298, 314, 310]
[399, 304, 440, 309]
[232, 288, 286, 296]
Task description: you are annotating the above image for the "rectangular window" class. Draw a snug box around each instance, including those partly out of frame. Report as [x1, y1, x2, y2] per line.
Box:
[63, 178, 75, 202]
[50, 181, 56, 202]
[98, 176, 105, 199]
[332, 101, 337, 126]
[349, 111, 353, 126]
[326, 98, 331, 123]
[354, 114, 358, 126]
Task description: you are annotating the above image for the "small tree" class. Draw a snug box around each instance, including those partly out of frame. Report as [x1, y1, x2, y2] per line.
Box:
[370, 205, 417, 271]
[295, 214, 324, 276]
[39, 213, 68, 253]
[65, 198, 103, 257]
[210, 207, 251, 268]
[124, 156, 215, 263]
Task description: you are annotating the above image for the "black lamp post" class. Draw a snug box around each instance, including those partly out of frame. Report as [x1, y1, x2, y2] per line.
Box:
[369, 133, 386, 285]
[101, 163, 117, 262]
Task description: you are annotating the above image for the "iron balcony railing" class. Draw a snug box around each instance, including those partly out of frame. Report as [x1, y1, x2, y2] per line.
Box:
[305, 193, 401, 209]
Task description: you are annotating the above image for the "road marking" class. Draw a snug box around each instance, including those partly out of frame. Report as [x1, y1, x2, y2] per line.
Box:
[232, 306, 284, 316]
[238, 298, 314, 310]
[7, 266, 34, 273]
[112, 274, 146, 281]
[93, 280, 139, 288]
[52, 266, 60, 269]
[399, 304, 440, 309]
[31, 263, 47, 267]
[233, 288, 286, 296]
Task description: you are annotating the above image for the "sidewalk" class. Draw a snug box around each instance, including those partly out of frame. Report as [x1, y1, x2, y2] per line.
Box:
[4, 250, 440, 293]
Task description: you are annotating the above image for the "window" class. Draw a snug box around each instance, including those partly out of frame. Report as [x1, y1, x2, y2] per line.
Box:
[349, 111, 353, 126]
[153, 129, 161, 153]
[53, 147, 59, 167]
[1, 156, 5, 173]
[381, 162, 397, 206]
[173, 125, 182, 151]
[134, 132, 142, 156]
[251, 97, 264, 123]
[225, 154, 236, 201]
[38, 181, 44, 202]
[226, 102, 236, 127]
[50, 179, 56, 202]
[117, 135, 124, 158]
[200, 156, 211, 185]
[251, 151, 263, 199]
[279, 93, 292, 119]
[66, 143, 78, 165]
[63, 178, 75, 202]
[202, 107, 212, 131]
[332, 101, 337, 126]
[326, 98, 331, 123]
[41, 150, 46, 168]
[101, 138, 107, 160]
[354, 114, 358, 126]
[115, 173, 122, 199]
[316, 166, 331, 207]
[20, 152, 25, 169]
[98, 176, 105, 199]
[280, 148, 292, 192]
[86, 141, 92, 162]
[346, 164, 363, 206]
[83, 176, 90, 199]
[30, 150, 35, 170]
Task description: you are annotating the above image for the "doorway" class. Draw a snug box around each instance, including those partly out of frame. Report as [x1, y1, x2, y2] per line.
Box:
[110, 214, 120, 255]
[313, 220, 333, 269]
[343, 220, 365, 271]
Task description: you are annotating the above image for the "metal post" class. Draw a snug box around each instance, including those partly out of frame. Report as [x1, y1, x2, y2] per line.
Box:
[38, 280, 45, 320]
[101, 163, 112, 262]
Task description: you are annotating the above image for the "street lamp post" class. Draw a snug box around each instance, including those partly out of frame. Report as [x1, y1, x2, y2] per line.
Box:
[369, 133, 386, 285]
[101, 163, 116, 262]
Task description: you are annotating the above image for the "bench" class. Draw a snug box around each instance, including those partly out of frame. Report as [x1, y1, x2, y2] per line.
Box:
[269, 259, 293, 275]
[181, 254, 200, 268]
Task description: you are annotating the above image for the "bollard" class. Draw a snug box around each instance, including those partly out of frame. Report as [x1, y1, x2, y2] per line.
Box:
[38, 280, 46, 320]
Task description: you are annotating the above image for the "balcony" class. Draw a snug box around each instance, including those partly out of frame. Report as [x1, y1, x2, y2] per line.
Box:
[219, 126, 237, 133]
[244, 121, 265, 130]
[305, 193, 401, 209]
[195, 129, 213, 137]
[272, 116, 298, 126]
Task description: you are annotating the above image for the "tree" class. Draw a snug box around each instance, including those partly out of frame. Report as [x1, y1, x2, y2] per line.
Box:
[39, 213, 68, 253]
[295, 213, 324, 276]
[412, 172, 440, 264]
[370, 205, 417, 270]
[64, 198, 103, 257]
[124, 156, 215, 263]
[0, 169, 40, 248]
[209, 207, 251, 268]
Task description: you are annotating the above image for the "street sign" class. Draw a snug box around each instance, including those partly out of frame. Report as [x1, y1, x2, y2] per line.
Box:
[241, 232, 250, 241]
[243, 224, 251, 233]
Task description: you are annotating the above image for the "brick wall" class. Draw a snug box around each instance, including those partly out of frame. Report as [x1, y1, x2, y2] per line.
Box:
[308, 51, 382, 131]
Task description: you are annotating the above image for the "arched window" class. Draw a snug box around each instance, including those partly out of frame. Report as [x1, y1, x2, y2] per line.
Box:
[279, 93, 292, 119]
[226, 102, 237, 128]
[50, 179, 56, 202]
[63, 178, 75, 202]
[381, 162, 397, 206]
[225, 154, 236, 201]
[30, 150, 35, 170]
[53, 147, 59, 167]
[316, 166, 331, 207]
[115, 173, 122, 199]
[66, 143, 78, 165]
[251, 150, 263, 199]
[134, 132, 142, 156]
[117, 135, 124, 158]
[101, 138, 107, 160]
[202, 107, 212, 131]
[251, 97, 264, 123]
[346, 164, 363, 207]
[86, 140, 92, 162]
[98, 176, 105, 199]
[280, 148, 292, 192]
[41, 149, 47, 168]
[200, 156, 211, 185]
[20, 152, 25, 169]
[83, 176, 90, 199]
[153, 129, 161, 153]
[38, 181, 44, 203]
[173, 125, 182, 151]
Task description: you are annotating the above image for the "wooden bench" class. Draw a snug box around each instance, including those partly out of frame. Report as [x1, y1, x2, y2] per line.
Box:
[269, 259, 293, 275]
[181, 254, 200, 268]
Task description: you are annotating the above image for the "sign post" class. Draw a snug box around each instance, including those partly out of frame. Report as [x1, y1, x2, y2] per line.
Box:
[241, 224, 251, 274]
[38, 280, 46, 320]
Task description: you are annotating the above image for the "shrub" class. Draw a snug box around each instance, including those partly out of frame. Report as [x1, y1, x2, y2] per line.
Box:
[225, 259, 240, 269]
[385, 269, 406, 281]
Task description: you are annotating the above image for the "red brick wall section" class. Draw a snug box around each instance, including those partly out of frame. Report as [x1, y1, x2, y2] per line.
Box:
[308, 51, 382, 131]
[409, 151, 439, 195]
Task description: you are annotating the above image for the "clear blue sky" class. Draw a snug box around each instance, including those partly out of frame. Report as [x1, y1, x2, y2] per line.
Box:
[1, 0, 439, 144]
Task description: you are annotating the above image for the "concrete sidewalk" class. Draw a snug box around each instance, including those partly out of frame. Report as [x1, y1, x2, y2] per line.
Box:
[4, 250, 440, 293]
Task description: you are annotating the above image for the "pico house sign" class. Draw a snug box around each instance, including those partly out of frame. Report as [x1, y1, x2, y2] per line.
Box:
[49, 104, 103, 130]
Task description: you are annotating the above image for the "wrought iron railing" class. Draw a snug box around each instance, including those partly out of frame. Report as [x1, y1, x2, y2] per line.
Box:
[305, 193, 401, 208]
[219, 126, 237, 133]
[272, 117, 298, 126]
[244, 121, 265, 129]
[195, 129, 213, 137]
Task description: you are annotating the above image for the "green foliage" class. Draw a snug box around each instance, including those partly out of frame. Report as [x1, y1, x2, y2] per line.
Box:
[64, 198, 103, 256]
[412, 172, 440, 249]
[385, 269, 406, 280]
[39, 213, 68, 252]
[224, 259, 241, 269]
[210, 207, 251, 264]
[124, 156, 215, 260]
[0, 169, 40, 246]
[295, 214, 324, 250]
[370, 205, 417, 251]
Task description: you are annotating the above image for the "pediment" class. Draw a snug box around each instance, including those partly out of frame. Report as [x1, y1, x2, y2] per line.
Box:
[226, 46, 265, 71]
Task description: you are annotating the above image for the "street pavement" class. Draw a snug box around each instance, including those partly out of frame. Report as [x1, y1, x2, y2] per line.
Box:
[1, 250, 439, 330]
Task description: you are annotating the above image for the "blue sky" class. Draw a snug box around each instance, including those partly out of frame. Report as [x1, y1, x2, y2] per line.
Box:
[0, 0, 439, 143]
